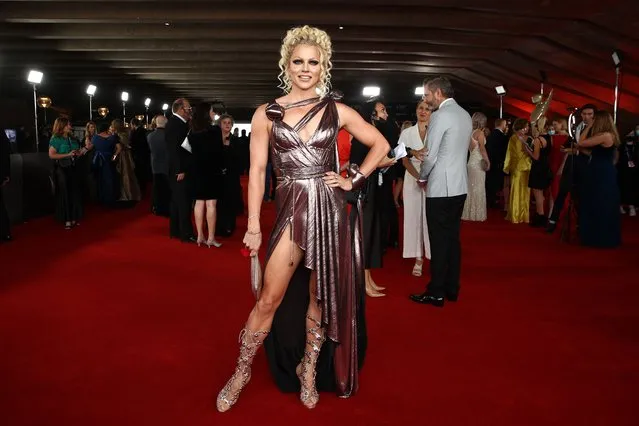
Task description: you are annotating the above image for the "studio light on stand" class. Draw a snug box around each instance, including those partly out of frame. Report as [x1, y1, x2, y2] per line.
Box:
[121, 91, 129, 122]
[27, 70, 44, 152]
[86, 84, 97, 120]
[162, 103, 169, 117]
[414, 86, 425, 96]
[144, 98, 151, 126]
[494, 85, 506, 119]
[612, 50, 621, 124]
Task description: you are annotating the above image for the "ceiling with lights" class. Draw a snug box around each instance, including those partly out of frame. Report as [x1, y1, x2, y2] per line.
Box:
[0, 0, 637, 125]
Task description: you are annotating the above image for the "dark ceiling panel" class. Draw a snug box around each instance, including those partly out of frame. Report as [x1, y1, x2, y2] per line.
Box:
[0, 0, 635, 127]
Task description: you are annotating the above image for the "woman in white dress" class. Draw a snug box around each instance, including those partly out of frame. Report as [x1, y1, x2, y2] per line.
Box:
[462, 112, 490, 221]
[400, 101, 431, 276]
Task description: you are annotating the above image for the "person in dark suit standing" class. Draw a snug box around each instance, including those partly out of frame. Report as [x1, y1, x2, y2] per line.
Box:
[485, 118, 509, 208]
[410, 77, 473, 307]
[165, 98, 195, 242]
[0, 128, 11, 242]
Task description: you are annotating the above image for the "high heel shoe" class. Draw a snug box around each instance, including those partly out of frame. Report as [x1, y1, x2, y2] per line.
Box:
[366, 281, 386, 297]
[206, 239, 222, 248]
[412, 260, 423, 277]
[296, 316, 325, 409]
[196, 237, 205, 247]
[216, 327, 269, 413]
[368, 276, 385, 291]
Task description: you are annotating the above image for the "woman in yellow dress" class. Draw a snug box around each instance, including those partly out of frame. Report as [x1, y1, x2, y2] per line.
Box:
[503, 118, 532, 223]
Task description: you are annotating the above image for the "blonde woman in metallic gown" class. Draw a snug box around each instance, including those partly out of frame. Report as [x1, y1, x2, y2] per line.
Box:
[216, 25, 390, 412]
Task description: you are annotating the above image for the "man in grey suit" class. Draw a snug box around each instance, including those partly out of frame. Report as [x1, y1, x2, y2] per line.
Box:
[410, 77, 472, 307]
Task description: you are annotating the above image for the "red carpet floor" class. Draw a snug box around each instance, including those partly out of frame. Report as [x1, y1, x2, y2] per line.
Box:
[1, 189, 639, 426]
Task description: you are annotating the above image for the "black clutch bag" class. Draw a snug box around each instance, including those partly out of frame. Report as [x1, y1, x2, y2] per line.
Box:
[56, 156, 75, 168]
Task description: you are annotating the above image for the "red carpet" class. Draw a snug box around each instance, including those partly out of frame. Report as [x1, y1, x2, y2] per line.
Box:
[1, 187, 638, 426]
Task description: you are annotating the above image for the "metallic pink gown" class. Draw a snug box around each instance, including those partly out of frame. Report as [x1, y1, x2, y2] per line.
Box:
[262, 92, 365, 397]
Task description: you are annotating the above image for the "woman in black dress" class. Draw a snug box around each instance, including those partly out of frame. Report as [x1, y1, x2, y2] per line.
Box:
[215, 114, 243, 237]
[349, 100, 396, 297]
[189, 103, 224, 248]
[524, 118, 553, 227]
[577, 111, 621, 247]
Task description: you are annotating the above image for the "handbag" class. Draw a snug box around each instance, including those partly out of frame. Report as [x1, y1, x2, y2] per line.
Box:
[56, 156, 75, 168]
[250, 255, 262, 300]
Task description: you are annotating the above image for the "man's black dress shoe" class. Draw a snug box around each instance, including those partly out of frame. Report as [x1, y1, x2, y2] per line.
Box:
[181, 236, 197, 244]
[409, 292, 444, 307]
[445, 293, 458, 302]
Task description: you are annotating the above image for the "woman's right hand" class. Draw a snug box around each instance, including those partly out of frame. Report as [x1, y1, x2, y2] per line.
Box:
[243, 231, 262, 257]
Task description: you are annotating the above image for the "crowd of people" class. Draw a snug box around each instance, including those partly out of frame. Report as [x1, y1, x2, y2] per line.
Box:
[21, 104, 248, 242]
[0, 21, 635, 418]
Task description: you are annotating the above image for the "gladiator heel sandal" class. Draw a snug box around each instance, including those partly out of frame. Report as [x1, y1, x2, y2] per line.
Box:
[216, 327, 269, 412]
[295, 315, 326, 409]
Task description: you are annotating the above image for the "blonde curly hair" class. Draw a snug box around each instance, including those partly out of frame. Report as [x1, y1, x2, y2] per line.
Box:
[278, 25, 332, 97]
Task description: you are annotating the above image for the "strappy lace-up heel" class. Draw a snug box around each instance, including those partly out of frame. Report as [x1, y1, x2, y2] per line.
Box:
[295, 315, 326, 409]
[216, 327, 269, 412]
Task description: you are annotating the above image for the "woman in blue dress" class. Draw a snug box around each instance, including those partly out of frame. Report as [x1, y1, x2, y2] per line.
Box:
[91, 121, 120, 206]
[576, 111, 621, 248]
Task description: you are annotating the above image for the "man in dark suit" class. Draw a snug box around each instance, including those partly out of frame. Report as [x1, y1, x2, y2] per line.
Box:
[165, 98, 195, 242]
[0, 129, 11, 242]
[485, 118, 509, 208]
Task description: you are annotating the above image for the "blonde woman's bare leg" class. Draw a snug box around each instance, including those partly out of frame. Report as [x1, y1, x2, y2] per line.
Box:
[217, 225, 304, 412]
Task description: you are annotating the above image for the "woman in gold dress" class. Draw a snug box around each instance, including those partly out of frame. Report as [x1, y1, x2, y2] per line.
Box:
[504, 118, 532, 223]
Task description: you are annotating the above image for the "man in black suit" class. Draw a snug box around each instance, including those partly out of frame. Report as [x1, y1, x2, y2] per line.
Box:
[0, 129, 11, 242]
[485, 118, 509, 209]
[165, 98, 195, 242]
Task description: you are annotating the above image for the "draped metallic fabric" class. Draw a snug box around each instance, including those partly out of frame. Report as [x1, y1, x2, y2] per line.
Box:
[257, 91, 363, 397]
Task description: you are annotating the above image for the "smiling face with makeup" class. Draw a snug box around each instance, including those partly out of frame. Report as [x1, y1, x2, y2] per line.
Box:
[287, 44, 321, 94]
[278, 26, 332, 98]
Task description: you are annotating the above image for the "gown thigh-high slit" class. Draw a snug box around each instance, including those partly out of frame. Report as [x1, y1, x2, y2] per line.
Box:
[260, 92, 367, 397]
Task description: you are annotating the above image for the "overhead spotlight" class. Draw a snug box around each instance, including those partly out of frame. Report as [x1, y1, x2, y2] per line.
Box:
[164, 22, 171, 26]
[144, 97, 151, 107]
[27, 70, 43, 84]
[494, 85, 506, 95]
[362, 86, 380, 97]
[86, 84, 97, 96]
[414, 87, 424, 96]
[121, 91, 129, 102]
[612, 50, 621, 67]
[339, 26, 344, 30]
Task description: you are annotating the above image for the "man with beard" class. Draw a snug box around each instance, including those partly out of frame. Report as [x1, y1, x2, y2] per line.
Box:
[411, 77, 472, 307]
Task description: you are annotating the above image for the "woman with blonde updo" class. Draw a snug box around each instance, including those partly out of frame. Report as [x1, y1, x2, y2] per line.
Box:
[217, 25, 390, 412]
